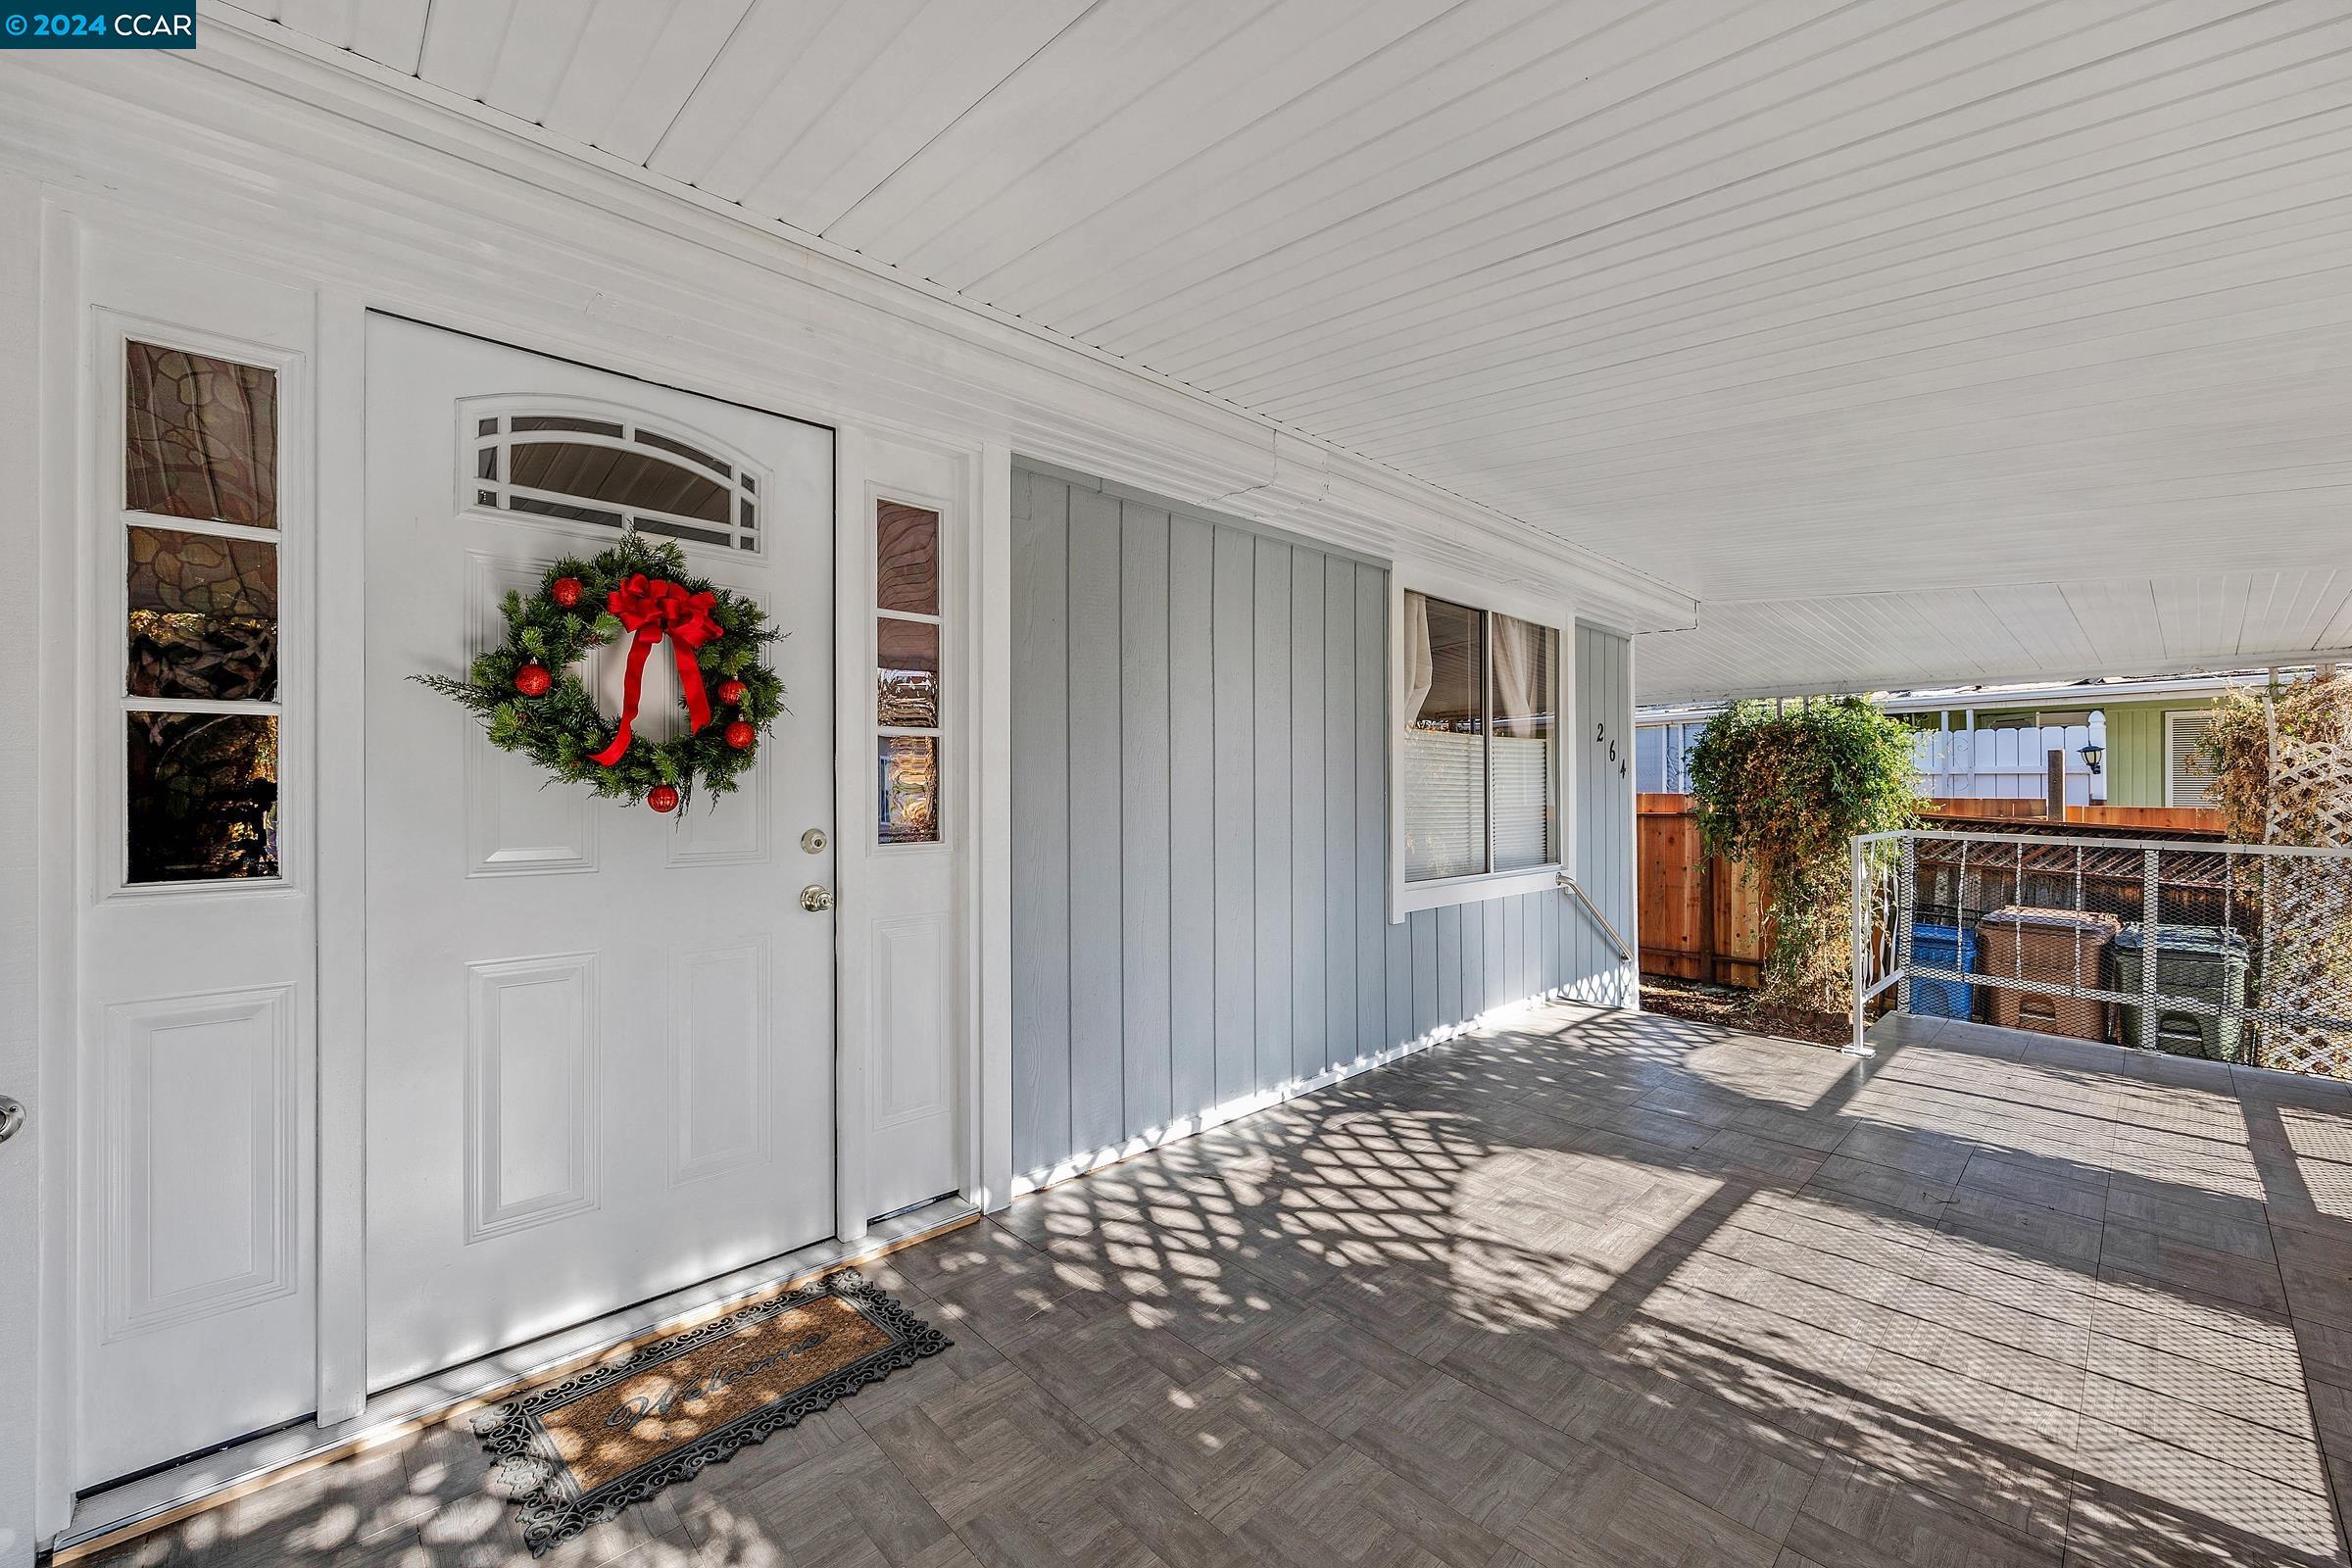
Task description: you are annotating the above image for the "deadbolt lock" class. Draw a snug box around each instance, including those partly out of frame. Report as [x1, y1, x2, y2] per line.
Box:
[800, 828, 828, 855]
[800, 884, 834, 912]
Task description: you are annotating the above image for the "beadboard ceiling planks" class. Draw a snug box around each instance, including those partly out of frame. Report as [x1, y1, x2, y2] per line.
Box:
[1641, 570, 2352, 702]
[225, 0, 2352, 701]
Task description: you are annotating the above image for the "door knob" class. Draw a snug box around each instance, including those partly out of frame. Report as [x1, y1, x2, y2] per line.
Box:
[0, 1097, 23, 1145]
[800, 885, 834, 912]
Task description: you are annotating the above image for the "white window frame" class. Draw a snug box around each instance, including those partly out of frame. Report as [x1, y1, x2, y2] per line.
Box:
[1388, 565, 1572, 921]
[101, 313, 310, 901]
[455, 392, 768, 556]
[2165, 709, 2220, 808]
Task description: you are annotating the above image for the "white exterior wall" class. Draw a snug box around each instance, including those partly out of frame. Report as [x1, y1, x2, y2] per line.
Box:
[0, 36, 1661, 1554]
[0, 165, 44, 1568]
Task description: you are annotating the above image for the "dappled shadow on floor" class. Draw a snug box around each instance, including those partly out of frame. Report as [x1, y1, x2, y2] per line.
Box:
[92, 1003, 2352, 1567]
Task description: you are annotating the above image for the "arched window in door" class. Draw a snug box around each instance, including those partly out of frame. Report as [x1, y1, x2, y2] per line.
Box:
[466, 401, 762, 554]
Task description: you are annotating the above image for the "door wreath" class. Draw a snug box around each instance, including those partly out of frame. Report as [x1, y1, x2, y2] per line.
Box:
[416, 533, 782, 812]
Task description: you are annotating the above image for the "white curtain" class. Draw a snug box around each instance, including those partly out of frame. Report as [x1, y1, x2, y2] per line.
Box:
[1400, 592, 1482, 879]
[1490, 614, 1544, 738]
[1402, 591, 1434, 732]
[1490, 615, 1557, 869]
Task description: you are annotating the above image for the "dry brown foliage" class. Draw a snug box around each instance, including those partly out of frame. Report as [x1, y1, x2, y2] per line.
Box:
[2196, 675, 2352, 844]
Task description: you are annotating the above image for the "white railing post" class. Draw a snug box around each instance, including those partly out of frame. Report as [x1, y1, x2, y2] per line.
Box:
[1896, 834, 1915, 1014]
[1851, 833, 1872, 1054]
[2139, 846, 2161, 1053]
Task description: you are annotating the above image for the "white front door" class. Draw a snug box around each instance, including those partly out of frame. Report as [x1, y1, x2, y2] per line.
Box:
[363, 317, 836, 1390]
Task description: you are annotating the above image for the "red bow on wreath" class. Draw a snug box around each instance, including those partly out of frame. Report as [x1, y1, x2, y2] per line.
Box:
[590, 574, 722, 767]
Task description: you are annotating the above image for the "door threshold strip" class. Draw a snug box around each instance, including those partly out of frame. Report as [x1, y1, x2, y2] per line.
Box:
[51, 1197, 981, 1563]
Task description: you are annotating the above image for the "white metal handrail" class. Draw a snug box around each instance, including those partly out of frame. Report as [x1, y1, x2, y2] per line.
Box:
[1558, 871, 1633, 962]
[1850, 825, 2352, 1077]
[1865, 825, 2352, 860]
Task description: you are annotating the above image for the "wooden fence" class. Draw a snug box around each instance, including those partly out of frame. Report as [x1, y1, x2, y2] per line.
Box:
[2065, 804, 2227, 831]
[1637, 794, 1768, 986]
[1921, 796, 2224, 830]
[1638, 794, 2227, 988]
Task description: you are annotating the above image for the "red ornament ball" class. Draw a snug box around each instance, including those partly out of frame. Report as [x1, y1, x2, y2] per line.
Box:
[646, 784, 681, 813]
[513, 662, 553, 697]
[716, 678, 749, 708]
[549, 576, 585, 609]
[723, 720, 756, 751]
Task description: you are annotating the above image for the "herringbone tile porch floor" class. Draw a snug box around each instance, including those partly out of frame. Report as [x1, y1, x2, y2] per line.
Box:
[90, 1003, 2352, 1567]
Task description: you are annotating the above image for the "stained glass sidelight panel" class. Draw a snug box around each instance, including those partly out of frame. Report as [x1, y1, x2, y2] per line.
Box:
[878, 617, 940, 729]
[126, 526, 278, 701]
[878, 736, 939, 845]
[876, 497, 943, 846]
[124, 341, 278, 527]
[126, 711, 280, 883]
[876, 502, 939, 616]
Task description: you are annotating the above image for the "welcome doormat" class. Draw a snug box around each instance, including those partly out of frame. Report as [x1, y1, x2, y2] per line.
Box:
[473, 1270, 950, 1555]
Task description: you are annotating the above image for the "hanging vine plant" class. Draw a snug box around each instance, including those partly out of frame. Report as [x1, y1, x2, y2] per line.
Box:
[2194, 674, 2352, 845]
[416, 532, 783, 812]
[1688, 698, 1921, 1009]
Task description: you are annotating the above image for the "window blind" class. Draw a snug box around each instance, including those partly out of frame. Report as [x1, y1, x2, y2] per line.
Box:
[1491, 735, 1554, 871]
[2167, 712, 2219, 808]
[1402, 729, 1485, 880]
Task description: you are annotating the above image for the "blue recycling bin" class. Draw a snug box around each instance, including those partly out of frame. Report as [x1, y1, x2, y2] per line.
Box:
[1907, 919, 1977, 1020]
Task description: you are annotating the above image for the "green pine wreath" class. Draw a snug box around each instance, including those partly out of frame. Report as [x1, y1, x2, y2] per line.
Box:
[416, 533, 783, 812]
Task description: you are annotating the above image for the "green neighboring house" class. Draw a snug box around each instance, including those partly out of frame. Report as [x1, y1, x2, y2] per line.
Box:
[1637, 671, 2292, 808]
[1898, 694, 2219, 808]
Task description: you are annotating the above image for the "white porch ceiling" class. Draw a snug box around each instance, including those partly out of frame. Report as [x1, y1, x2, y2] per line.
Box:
[225, 0, 2352, 703]
[1641, 567, 2352, 702]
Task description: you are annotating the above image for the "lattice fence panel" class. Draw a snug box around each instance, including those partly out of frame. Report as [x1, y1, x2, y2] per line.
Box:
[2261, 711, 2352, 1075]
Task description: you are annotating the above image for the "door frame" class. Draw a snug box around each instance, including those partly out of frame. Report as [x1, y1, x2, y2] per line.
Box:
[835, 439, 979, 1241]
[31, 191, 994, 1514]
[349, 311, 848, 1399]
[318, 309, 982, 1422]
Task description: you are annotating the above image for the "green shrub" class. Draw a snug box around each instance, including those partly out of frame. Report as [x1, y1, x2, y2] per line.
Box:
[1688, 699, 1922, 1008]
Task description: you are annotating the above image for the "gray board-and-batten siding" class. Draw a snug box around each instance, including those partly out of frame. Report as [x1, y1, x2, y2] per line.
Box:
[1009, 462, 1636, 1182]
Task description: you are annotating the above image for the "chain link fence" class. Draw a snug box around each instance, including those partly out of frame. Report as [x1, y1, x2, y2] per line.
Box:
[1851, 827, 2352, 1076]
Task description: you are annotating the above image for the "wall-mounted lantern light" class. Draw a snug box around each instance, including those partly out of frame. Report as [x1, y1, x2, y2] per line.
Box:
[2079, 739, 2104, 775]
